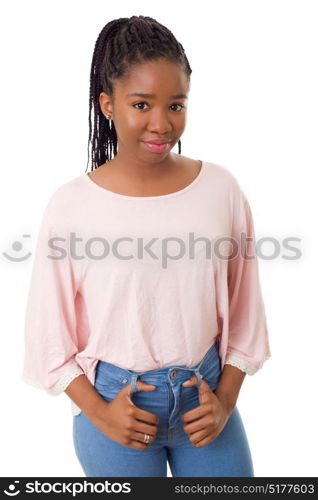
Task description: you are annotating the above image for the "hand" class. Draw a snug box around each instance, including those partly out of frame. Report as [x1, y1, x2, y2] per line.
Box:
[181, 376, 231, 448]
[92, 381, 160, 451]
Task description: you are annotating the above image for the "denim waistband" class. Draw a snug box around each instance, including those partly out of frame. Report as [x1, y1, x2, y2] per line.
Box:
[96, 340, 220, 393]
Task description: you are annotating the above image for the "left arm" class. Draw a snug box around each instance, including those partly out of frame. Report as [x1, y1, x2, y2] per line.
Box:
[181, 364, 246, 447]
[181, 184, 271, 447]
[214, 364, 246, 416]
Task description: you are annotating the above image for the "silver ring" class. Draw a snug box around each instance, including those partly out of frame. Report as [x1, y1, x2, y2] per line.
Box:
[143, 433, 150, 444]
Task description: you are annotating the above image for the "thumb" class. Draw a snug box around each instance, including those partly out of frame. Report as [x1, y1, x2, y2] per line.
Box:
[197, 380, 211, 404]
[182, 376, 211, 404]
[123, 380, 157, 396]
[182, 375, 200, 387]
[123, 380, 156, 406]
[136, 381, 157, 392]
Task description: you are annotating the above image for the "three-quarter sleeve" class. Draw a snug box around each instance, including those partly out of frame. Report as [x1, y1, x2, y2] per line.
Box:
[224, 189, 271, 375]
[21, 206, 85, 395]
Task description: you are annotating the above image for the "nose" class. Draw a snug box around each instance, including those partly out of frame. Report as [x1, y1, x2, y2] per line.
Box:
[147, 110, 172, 134]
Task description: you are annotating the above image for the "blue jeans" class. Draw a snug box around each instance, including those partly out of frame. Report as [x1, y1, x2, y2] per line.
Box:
[73, 341, 254, 477]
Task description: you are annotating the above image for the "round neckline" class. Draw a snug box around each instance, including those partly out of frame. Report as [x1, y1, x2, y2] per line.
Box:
[82, 160, 207, 200]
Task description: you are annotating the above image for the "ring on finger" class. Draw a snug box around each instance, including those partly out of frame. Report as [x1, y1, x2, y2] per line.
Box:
[143, 433, 150, 444]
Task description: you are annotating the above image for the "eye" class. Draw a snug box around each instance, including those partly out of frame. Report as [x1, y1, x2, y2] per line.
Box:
[132, 102, 149, 110]
[170, 103, 185, 112]
[132, 102, 185, 112]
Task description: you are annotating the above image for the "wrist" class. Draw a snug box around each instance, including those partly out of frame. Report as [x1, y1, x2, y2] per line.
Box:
[64, 374, 110, 423]
[213, 363, 246, 418]
[214, 390, 236, 417]
[86, 399, 110, 423]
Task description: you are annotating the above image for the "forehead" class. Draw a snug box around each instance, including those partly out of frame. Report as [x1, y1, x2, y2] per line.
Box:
[116, 59, 189, 97]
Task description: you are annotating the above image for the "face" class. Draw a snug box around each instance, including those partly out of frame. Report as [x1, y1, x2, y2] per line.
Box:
[99, 58, 189, 164]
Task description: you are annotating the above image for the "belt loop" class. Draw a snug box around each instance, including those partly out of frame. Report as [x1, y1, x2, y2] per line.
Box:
[130, 374, 139, 393]
[193, 367, 203, 387]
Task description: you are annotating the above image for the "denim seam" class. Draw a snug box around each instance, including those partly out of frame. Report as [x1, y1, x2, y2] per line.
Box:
[166, 381, 172, 438]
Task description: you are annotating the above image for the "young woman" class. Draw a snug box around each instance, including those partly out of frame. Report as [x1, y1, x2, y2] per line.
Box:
[22, 15, 271, 477]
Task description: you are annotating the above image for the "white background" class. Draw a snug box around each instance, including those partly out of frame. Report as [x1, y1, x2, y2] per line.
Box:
[1, 0, 317, 477]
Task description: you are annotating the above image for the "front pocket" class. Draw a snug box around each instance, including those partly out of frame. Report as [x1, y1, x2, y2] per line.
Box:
[94, 372, 124, 392]
[93, 381, 123, 404]
[94, 372, 124, 390]
[200, 358, 222, 387]
[94, 381, 122, 391]
[202, 371, 222, 391]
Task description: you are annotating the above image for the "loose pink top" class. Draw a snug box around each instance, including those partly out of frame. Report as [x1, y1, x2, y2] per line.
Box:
[21, 161, 271, 416]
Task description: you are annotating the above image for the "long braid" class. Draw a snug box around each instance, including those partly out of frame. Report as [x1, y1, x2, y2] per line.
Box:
[86, 15, 192, 172]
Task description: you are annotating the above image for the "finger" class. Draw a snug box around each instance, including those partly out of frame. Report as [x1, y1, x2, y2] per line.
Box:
[134, 407, 160, 425]
[189, 429, 211, 446]
[183, 416, 209, 434]
[134, 421, 158, 438]
[182, 375, 198, 386]
[182, 376, 209, 387]
[132, 431, 156, 445]
[135, 380, 157, 392]
[182, 405, 208, 423]
[127, 439, 150, 450]
[125, 381, 156, 395]
[192, 433, 216, 448]
[124, 380, 156, 397]
[198, 385, 214, 404]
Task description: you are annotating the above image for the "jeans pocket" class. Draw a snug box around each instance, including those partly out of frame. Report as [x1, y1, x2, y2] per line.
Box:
[94, 364, 124, 393]
[94, 380, 122, 391]
[201, 360, 222, 391]
[94, 379, 123, 403]
[203, 376, 220, 392]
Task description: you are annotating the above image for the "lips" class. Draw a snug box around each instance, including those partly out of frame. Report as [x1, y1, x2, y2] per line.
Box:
[143, 140, 172, 145]
[142, 141, 171, 153]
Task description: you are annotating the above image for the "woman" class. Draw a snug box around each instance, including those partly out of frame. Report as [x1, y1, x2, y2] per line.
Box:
[22, 15, 271, 477]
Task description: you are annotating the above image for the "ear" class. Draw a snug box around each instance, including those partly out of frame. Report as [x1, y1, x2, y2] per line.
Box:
[99, 92, 113, 118]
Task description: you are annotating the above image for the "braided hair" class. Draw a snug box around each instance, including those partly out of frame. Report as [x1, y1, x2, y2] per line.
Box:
[86, 15, 192, 172]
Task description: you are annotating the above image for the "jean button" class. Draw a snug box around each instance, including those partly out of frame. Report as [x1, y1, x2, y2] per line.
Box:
[170, 370, 176, 378]
[122, 378, 128, 383]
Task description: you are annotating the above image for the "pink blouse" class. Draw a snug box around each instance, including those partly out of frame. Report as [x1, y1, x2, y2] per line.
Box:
[21, 160, 271, 416]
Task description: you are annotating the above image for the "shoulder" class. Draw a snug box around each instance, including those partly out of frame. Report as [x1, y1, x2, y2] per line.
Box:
[203, 160, 245, 197]
[178, 154, 242, 191]
[202, 160, 239, 187]
[41, 174, 86, 225]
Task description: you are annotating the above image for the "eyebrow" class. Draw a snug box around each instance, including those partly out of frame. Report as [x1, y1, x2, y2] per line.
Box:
[126, 92, 188, 99]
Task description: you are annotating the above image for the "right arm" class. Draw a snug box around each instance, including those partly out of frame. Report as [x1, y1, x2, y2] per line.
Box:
[64, 374, 108, 421]
[65, 374, 159, 450]
[21, 203, 158, 450]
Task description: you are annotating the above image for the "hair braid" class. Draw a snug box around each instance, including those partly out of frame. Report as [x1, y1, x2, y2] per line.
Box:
[86, 15, 192, 172]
